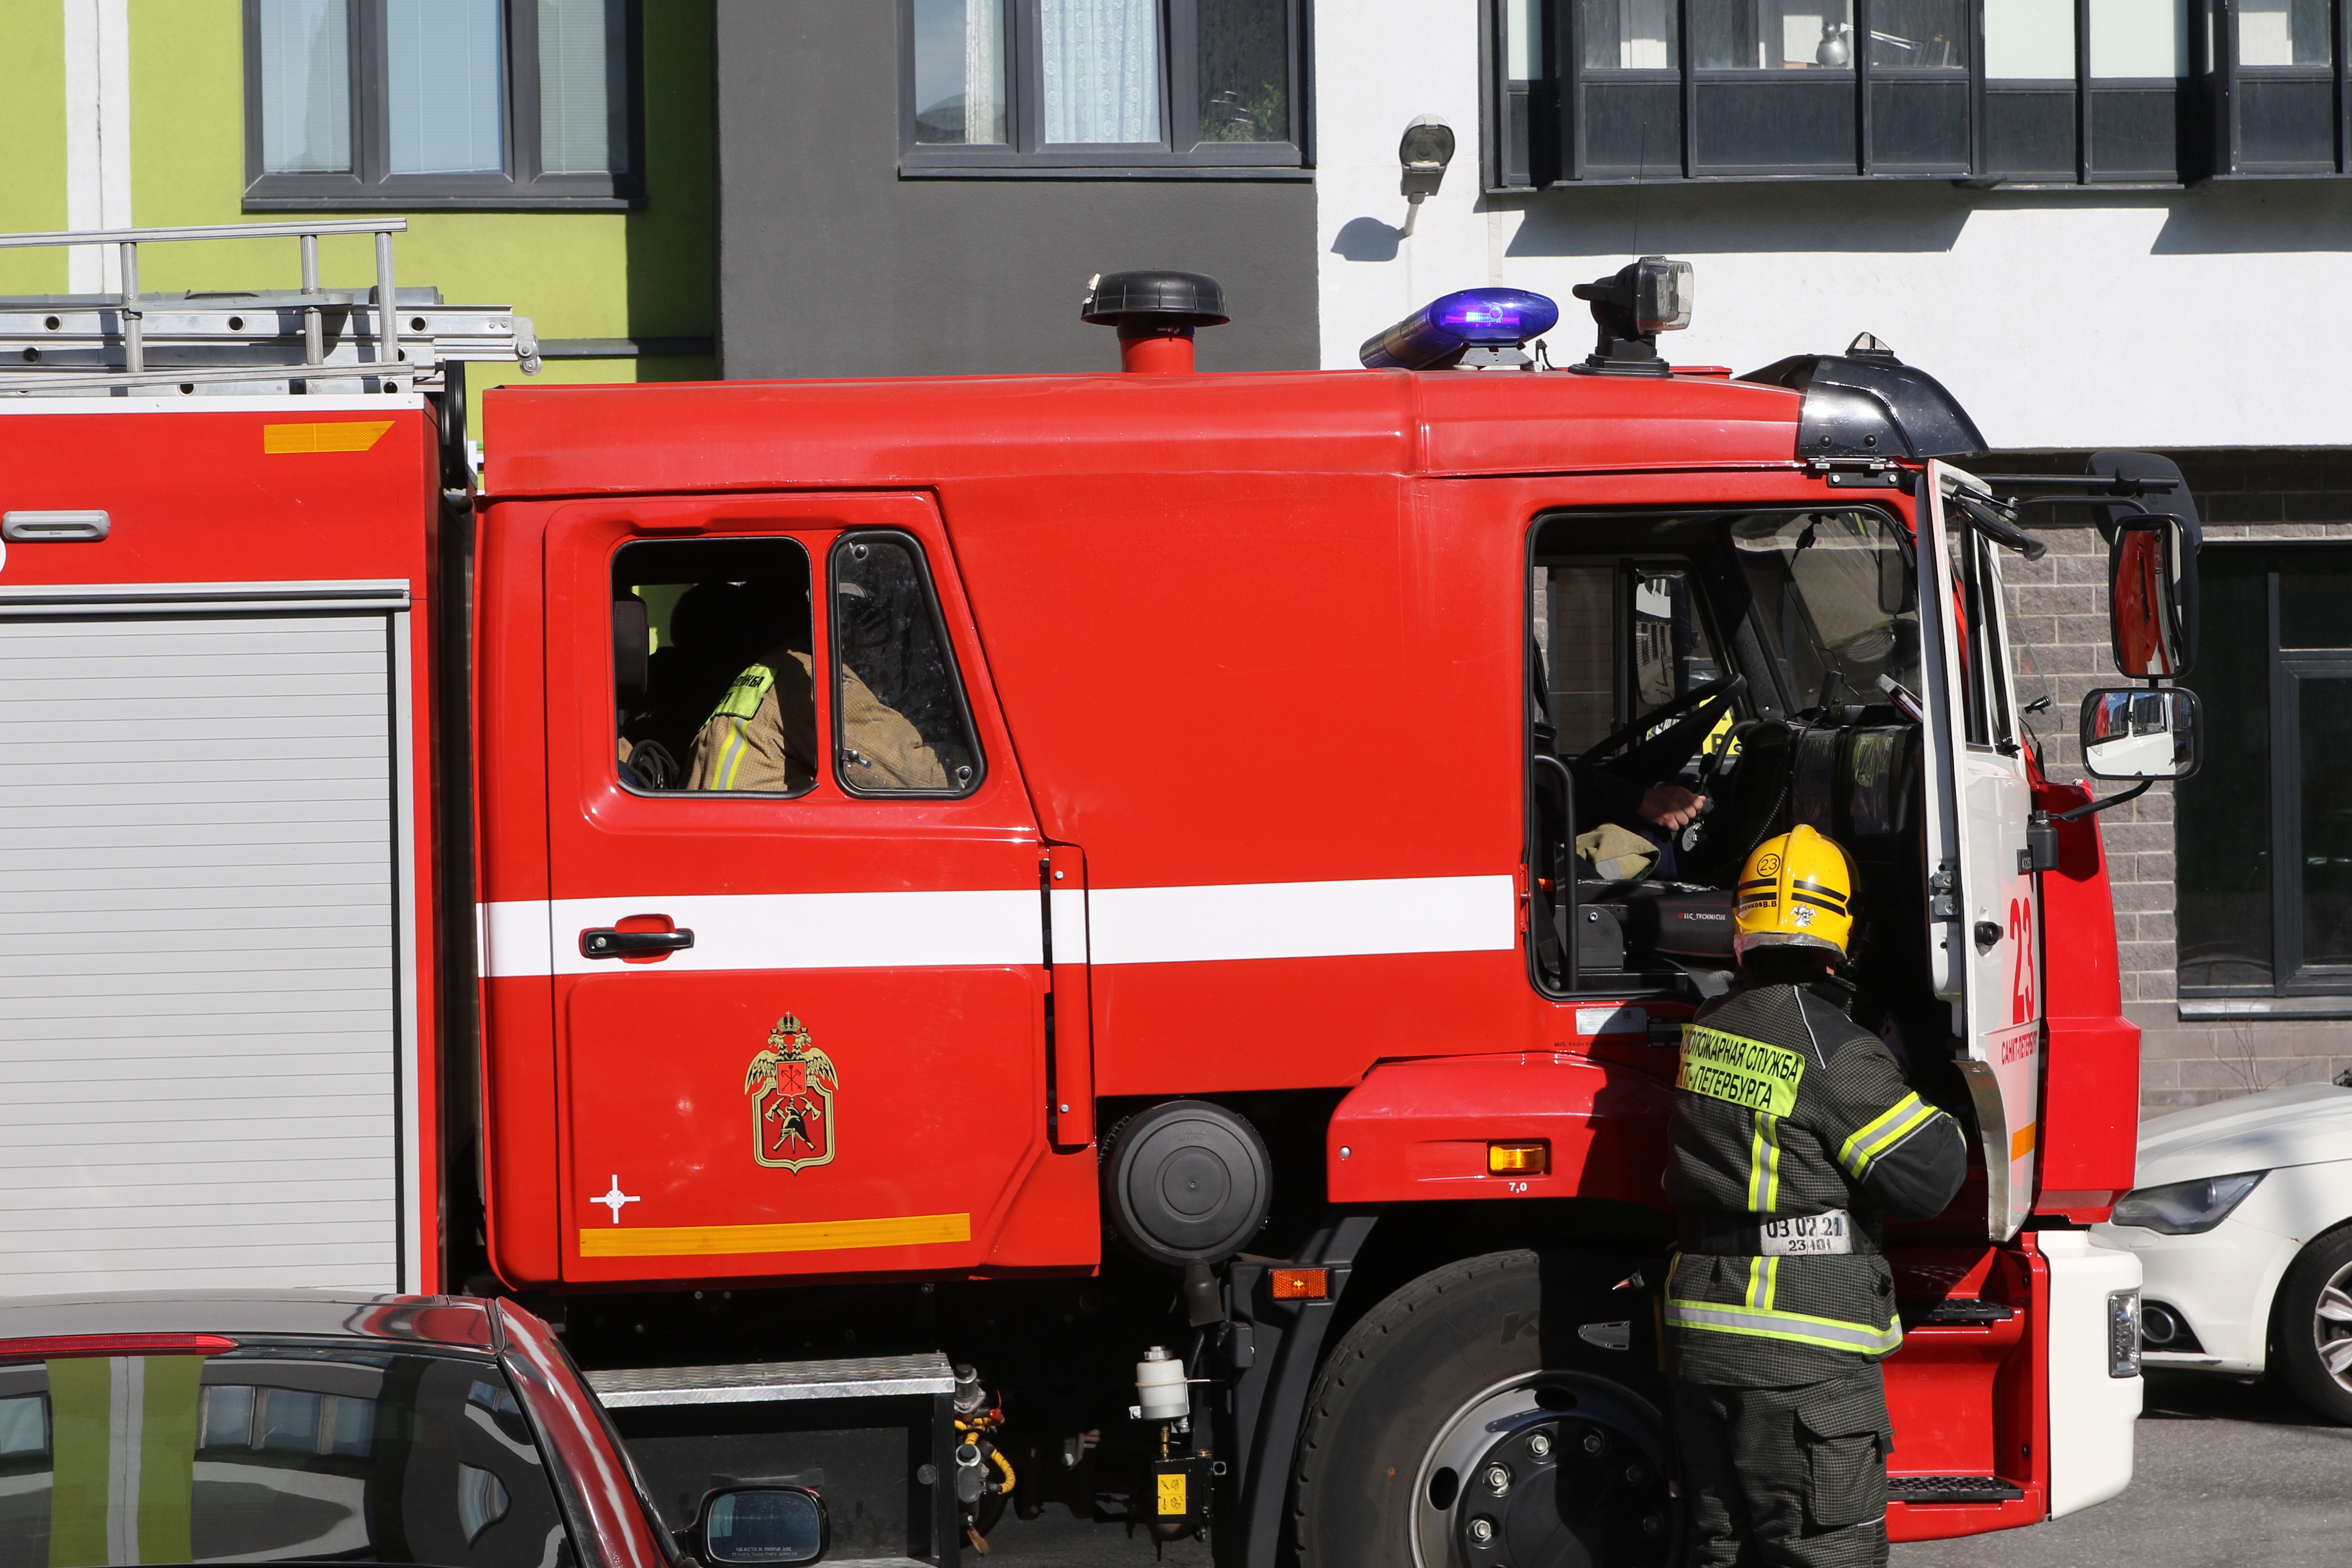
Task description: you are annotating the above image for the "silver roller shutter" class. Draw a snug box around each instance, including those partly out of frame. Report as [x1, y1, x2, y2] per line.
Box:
[0, 612, 402, 1293]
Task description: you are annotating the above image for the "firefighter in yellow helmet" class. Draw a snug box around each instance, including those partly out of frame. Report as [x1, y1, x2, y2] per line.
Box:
[1664, 824, 1966, 1568]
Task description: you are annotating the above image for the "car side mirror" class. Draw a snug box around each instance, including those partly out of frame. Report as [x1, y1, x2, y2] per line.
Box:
[2109, 515, 2196, 678]
[2079, 687, 2201, 780]
[694, 1486, 828, 1566]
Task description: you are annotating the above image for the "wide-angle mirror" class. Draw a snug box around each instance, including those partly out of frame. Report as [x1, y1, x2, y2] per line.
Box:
[697, 1486, 829, 1566]
[2079, 686, 2202, 780]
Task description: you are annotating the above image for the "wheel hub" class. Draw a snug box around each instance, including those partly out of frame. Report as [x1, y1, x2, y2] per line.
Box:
[2314, 1259, 2352, 1391]
[1411, 1374, 1677, 1568]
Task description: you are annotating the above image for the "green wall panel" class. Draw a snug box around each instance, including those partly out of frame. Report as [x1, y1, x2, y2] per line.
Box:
[0, 0, 67, 294]
[49, 0, 720, 441]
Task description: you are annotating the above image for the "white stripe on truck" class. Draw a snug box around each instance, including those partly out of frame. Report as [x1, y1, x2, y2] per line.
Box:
[477, 873, 1514, 977]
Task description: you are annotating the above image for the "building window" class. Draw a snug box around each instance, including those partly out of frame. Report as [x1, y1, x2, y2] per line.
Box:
[901, 0, 1306, 174]
[1485, 0, 2286, 187]
[243, 0, 640, 210]
[2176, 546, 2352, 1001]
[2214, 0, 2348, 174]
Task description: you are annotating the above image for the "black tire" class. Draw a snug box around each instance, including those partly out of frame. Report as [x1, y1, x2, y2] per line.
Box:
[1292, 1249, 1682, 1568]
[2274, 1223, 2352, 1424]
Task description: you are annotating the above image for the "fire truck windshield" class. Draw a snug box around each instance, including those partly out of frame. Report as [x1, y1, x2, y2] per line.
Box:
[1733, 510, 1921, 713]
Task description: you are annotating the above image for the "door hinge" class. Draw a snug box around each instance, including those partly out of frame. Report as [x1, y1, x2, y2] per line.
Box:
[1807, 458, 1905, 489]
[1928, 862, 1959, 921]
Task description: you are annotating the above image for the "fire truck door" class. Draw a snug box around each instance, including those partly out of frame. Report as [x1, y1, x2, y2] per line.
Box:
[535, 494, 1064, 1283]
[1918, 461, 2043, 1241]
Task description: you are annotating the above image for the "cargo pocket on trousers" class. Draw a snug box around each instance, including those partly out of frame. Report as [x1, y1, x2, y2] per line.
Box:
[1796, 1391, 1889, 1530]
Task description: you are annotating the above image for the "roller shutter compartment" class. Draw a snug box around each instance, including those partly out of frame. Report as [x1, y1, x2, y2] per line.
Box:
[0, 613, 402, 1291]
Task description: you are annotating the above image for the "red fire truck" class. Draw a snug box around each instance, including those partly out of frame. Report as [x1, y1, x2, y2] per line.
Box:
[0, 225, 2194, 1568]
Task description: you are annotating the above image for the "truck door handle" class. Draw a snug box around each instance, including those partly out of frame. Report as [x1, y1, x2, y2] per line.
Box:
[580, 927, 695, 959]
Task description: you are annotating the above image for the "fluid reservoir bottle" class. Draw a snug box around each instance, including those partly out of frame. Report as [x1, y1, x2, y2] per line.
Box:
[1135, 1346, 1190, 1422]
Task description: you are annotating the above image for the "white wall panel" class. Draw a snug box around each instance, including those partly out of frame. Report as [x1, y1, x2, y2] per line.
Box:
[1315, 0, 2352, 450]
[0, 614, 400, 1293]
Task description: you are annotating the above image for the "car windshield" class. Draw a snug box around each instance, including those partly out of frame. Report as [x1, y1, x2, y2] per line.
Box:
[1731, 510, 1922, 711]
[0, 1346, 573, 1568]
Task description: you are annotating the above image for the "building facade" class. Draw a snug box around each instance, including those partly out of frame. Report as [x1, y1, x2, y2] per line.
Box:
[1315, 0, 2352, 1111]
[0, 0, 717, 433]
[709, 0, 1319, 378]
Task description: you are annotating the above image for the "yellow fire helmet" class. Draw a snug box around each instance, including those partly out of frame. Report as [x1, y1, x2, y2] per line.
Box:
[1733, 823, 1859, 961]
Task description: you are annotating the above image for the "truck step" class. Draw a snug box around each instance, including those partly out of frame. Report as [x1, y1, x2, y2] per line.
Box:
[585, 1351, 956, 1408]
[1886, 1475, 2026, 1503]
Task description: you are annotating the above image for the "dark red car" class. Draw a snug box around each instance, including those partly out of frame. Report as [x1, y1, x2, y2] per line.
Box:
[0, 1293, 823, 1568]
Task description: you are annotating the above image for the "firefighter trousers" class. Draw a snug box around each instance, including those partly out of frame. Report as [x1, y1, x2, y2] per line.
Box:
[1672, 1368, 1891, 1568]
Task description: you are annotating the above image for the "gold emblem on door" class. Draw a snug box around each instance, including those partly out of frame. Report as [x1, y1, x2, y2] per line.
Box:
[743, 1014, 839, 1172]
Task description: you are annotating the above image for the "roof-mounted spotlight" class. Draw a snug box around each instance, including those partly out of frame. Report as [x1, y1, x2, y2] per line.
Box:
[1568, 255, 1694, 377]
[1397, 115, 1455, 238]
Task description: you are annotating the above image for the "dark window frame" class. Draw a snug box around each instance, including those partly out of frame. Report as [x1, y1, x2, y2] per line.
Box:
[2207, 0, 2352, 178]
[827, 530, 987, 800]
[1485, 0, 2230, 189]
[242, 0, 645, 212]
[2178, 544, 2352, 1002]
[896, 0, 1311, 178]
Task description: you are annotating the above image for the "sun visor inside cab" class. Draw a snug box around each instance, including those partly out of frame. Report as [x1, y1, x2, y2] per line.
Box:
[1739, 351, 1987, 464]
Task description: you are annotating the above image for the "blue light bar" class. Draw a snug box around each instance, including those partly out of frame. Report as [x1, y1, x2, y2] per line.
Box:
[1358, 287, 1562, 370]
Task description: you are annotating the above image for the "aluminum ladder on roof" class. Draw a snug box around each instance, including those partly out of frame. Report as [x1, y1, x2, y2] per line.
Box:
[0, 218, 539, 397]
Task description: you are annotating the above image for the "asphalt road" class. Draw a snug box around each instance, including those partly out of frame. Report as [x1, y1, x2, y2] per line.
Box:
[972, 1375, 2347, 1568]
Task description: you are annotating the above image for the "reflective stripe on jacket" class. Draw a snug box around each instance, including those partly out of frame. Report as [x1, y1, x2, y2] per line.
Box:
[1663, 978, 1967, 1387]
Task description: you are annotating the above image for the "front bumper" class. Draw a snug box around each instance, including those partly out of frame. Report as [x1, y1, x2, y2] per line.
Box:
[2090, 1213, 2300, 1375]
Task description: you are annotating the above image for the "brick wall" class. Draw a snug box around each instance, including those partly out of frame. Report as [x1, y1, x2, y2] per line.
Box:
[1993, 450, 2352, 1114]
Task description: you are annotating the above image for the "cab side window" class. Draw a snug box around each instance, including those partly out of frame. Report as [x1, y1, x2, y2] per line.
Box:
[612, 537, 816, 795]
[1949, 526, 2017, 751]
[831, 535, 983, 795]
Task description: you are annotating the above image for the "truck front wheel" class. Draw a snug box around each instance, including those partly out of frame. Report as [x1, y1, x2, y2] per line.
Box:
[1291, 1248, 1681, 1568]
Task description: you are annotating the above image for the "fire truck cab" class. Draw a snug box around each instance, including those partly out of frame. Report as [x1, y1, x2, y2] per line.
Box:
[0, 231, 2191, 1568]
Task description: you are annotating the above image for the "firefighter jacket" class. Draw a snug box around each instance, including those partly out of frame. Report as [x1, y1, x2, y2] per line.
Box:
[687, 648, 946, 793]
[1663, 976, 1968, 1387]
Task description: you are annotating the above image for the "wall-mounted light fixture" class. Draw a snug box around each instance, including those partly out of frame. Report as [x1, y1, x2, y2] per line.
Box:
[1398, 116, 1455, 238]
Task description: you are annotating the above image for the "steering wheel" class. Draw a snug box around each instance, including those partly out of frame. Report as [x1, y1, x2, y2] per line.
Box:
[1575, 674, 1748, 788]
[1673, 719, 1796, 887]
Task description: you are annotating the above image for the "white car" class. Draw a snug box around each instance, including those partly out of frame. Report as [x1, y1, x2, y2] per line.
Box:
[2093, 1080, 2352, 1421]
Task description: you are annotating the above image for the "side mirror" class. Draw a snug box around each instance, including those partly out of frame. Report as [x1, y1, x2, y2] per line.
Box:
[2109, 515, 2196, 678]
[1876, 541, 1913, 616]
[695, 1487, 828, 1566]
[2079, 687, 2201, 780]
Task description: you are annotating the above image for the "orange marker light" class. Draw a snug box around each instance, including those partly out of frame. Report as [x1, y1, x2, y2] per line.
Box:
[1488, 1141, 1550, 1176]
[1269, 1268, 1329, 1300]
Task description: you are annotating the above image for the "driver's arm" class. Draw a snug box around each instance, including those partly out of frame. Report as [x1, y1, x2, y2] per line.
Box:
[1566, 762, 1706, 832]
[1640, 784, 1705, 830]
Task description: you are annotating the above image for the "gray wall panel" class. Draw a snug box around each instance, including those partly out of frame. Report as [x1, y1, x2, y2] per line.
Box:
[0, 615, 400, 1293]
[715, 0, 1318, 379]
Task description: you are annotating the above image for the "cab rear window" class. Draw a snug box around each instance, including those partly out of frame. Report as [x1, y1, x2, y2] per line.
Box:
[0, 1347, 571, 1568]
